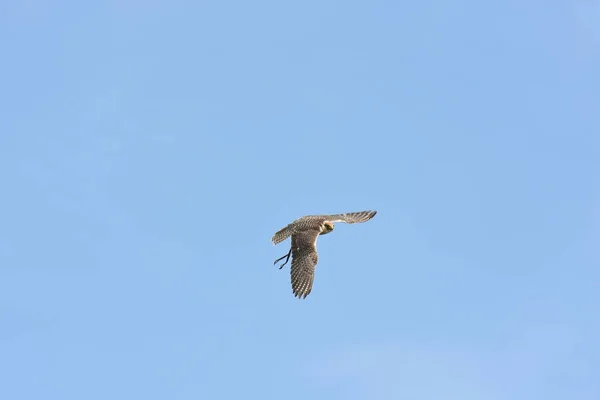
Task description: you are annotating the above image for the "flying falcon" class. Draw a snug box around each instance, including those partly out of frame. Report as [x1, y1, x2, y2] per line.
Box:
[271, 210, 377, 299]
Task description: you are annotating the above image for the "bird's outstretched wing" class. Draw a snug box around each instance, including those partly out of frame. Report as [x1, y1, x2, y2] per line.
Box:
[271, 210, 377, 245]
[324, 210, 377, 224]
[290, 228, 321, 299]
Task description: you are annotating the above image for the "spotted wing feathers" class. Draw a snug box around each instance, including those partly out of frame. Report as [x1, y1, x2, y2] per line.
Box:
[290, 229, 320, 299]
[325, 210, 377, 224]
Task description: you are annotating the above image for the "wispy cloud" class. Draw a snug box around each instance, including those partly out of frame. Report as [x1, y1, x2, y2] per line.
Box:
[574, 0, 600, 45]
[303, 324, 597, 400]
[304, 339, 490, 400]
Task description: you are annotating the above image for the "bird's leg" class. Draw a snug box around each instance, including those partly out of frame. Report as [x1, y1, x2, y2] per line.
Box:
[274, 248, 292, 269]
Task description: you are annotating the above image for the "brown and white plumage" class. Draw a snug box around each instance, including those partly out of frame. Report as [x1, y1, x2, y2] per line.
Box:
[271, 210, 377, 299]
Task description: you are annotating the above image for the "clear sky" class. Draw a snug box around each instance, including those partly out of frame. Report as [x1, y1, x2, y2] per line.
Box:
[1, 1, 599, 399]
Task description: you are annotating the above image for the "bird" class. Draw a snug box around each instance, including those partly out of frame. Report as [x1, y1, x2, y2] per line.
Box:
[271, 210, 377, 299]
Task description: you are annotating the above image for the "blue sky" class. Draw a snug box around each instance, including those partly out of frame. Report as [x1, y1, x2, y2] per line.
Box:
[1, 1, 599, 399]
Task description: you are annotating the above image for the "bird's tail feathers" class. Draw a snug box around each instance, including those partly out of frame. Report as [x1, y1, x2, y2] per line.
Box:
[271, 225, 292, 245]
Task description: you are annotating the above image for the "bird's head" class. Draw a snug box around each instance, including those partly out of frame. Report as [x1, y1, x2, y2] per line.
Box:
[320, 221, 334, 235]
